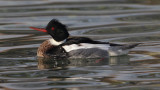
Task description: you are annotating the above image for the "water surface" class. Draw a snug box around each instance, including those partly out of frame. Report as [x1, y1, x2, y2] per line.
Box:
[1, 0, 160, 89]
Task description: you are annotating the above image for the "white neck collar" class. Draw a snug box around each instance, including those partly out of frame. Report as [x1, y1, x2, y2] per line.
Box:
[49, 38, 66, 46]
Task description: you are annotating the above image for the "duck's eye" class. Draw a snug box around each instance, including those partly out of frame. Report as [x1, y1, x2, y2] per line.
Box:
[51, 27, 54, 31]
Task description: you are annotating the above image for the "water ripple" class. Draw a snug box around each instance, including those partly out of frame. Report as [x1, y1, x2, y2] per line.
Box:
[1, 0, 160, 89]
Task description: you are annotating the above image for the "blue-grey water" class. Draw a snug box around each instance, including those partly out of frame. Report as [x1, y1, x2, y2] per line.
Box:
[1, 0, 160, 90]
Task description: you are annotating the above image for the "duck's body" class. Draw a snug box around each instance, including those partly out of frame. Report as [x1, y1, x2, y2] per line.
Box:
[30, 19, 139, 58]
[37, 37, 139, 58]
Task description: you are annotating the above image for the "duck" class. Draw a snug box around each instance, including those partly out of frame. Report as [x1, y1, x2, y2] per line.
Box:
[30, 19, 139, 58]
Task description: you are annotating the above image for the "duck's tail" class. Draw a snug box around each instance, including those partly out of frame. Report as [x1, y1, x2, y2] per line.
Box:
[108, 43, 140, 56]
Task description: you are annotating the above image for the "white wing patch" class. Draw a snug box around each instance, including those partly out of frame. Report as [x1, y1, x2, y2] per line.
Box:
[62, 43, 110, 52]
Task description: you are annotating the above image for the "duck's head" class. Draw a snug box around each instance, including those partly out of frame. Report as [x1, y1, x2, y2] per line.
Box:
[30, 19, 69, 42]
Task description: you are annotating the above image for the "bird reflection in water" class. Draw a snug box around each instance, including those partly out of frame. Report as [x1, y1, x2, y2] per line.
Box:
[37, 56, 130, 70]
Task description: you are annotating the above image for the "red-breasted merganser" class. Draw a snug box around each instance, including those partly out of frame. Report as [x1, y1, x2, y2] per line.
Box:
[30, 19, 139, 58]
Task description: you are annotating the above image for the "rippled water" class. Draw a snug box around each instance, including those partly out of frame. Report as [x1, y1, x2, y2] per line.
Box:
[1, 0, 160, 89]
